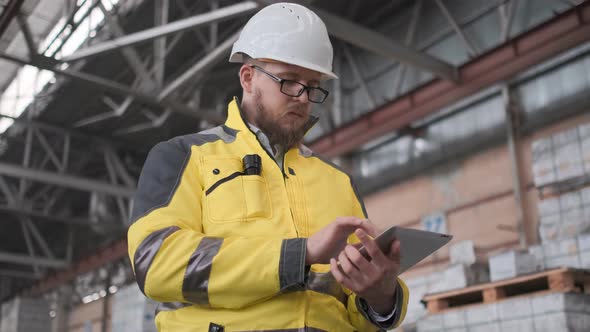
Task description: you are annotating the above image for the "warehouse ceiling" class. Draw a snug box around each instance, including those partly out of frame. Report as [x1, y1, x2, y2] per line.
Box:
[0, 0, 587, 301]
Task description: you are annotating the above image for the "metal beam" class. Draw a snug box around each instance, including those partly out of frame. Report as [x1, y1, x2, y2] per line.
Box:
[98, 2, 155, 88]
[0, 53, 202, 120]
[312, 7, 459, 82]
[0, 161, 135, 197]
[61, 1, 258, 62]
[341, 44, 376, 109]
[154, 0, 169, 87]
[310, 1, 590, 157]
[0, 252, 68, 268]
[0, 0, 24, 39]
[0, 204, 124, 227]
[435, 0, 479, 56]
[393, 0, 422, 96]
[23, 218, 56, 259]
[157, 30, 240, 100]
[16, 13, 37, 57]
[0, 269, 39, 279]
[21, 217, 40, 275]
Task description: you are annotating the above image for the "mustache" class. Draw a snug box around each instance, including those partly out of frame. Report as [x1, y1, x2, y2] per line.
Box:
[285, 104, 309, 116]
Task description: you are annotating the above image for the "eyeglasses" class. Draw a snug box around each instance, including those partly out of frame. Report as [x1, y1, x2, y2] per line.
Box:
[251, 65, 329, 104]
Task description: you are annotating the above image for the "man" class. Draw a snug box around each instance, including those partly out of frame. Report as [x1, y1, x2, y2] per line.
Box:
[127, 3, 408, 331]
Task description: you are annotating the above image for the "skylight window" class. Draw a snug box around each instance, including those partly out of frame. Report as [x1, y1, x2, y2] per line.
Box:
[0, 0, 120, 133]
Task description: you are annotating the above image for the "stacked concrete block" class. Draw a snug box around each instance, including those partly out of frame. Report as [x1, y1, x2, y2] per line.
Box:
[417, 292, 590, 332]
[577, 232, 590, 269]
[533, 123, 590, 243]
[537, 187, 590, 243]
[449, 240, 477, 266]
[111, 284, 158, 332]
[528, 236, 581, 270]
[532, 137, 557, 187]
[0, 297, 50, 332]
[399, 263, 489, 327]
[489, 250, 542, 282]
[579, 122, 590, 174]
[532, 124, 588, 186]
[553, 128, 585, 182]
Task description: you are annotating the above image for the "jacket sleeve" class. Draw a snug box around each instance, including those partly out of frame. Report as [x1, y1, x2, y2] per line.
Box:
[127, 142, 307, 309]
[345, 179, 409, 331]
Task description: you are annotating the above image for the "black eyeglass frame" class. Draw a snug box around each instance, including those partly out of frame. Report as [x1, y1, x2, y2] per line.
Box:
[250, 65, 330, 104]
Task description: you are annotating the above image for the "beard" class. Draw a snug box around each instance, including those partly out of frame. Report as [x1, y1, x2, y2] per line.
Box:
[253, 88, 309, 152]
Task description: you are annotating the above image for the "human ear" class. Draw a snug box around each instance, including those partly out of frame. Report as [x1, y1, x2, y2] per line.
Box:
[239, 65, 254, 94]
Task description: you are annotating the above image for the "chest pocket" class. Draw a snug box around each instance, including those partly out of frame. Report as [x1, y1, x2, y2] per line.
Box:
[202, 156, 272, 223]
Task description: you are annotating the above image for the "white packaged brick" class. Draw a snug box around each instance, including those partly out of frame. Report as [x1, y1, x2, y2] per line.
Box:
[553, 127, 579, 146]
[537, 197, 560, 217]
[555, 142, 585, 181]
[429, 264, 489, 293]
[579, 233, 590, 252]
[441, 310, 466, 328]
[496, 297, 533, 320]
[580, 122, 590, 138]
[579, 250, 590, 269]
[582, 187, 590, 206]
[560, 191, 582, 210]
[449, 240, 476, 266]
[527, 244, 543, 259]
[444, 328, 467, 332]
[468, 323, 501, 332]
[539, 213, 561, 226]
[499, 317, 535, 332]
[582, 134, 590, 175]
[532, 138, 557, 187]
[560, 217, 590, 239]
[416, 313, 443, 332]
[542, 237, 579, 258]
[464, 303, 498, 325]
[532, 312, 590, 332]
[539, 223, 560, 242]
[531, 293, 586, 315]
[489, 250, 540, 282]
[545, 254, 580, 269]
[567, 313, 590, 332]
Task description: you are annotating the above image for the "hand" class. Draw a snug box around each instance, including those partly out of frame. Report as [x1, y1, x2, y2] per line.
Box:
[306, 217, 378, 265]
[330, 229, 401, 315]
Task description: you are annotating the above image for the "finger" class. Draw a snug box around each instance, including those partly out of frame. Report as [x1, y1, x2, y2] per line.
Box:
[389, 239, 401, 264]
[338, 250, 362, 281]
[362, 219, 379, 238]
[353, 219, 378, 238]
[344, 244, 373, 271]
[356, 229, 389, 264]
[330, 258, 351, 287]
[330, 258, 359, 293]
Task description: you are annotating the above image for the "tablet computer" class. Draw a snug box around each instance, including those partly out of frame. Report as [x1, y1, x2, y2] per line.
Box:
[358, 226, 452, 274]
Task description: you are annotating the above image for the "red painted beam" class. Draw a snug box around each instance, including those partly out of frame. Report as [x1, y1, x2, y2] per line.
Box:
[23, 239, 128, 296]
[311, 2, 590, 157]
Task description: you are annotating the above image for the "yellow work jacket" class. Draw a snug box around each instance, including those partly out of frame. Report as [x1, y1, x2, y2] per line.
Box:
[127, 98, 409, 331]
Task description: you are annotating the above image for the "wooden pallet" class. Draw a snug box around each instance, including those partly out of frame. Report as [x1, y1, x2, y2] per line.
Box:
[422, 267, 590, 313]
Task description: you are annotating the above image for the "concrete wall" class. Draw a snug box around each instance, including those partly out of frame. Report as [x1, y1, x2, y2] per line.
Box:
[364, 111, 590, 278]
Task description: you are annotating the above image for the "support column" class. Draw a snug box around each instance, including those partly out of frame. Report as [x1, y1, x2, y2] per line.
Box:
[503, 85, 533, 247]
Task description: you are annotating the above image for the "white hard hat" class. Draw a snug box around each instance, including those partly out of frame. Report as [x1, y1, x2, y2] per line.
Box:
[229, 3, 338, 80]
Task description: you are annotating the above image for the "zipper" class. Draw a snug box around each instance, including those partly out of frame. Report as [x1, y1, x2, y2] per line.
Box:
[236, 100, 298, 236]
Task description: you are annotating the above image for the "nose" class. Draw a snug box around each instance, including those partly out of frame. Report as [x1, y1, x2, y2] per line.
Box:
[294, 89, 310, 105]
